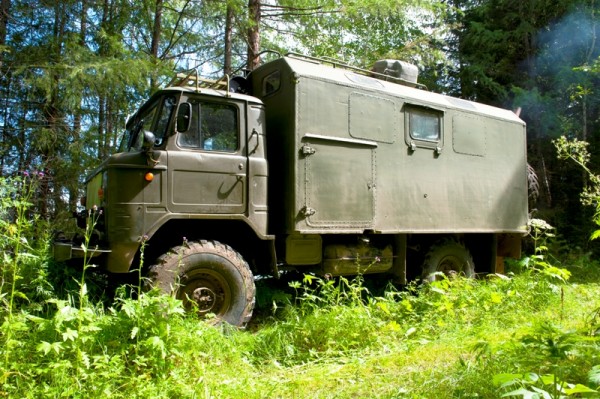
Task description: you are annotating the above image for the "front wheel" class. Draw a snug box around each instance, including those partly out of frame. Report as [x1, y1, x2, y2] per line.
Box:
[421, 239, 475, 282]
[147, 240, 255, 327]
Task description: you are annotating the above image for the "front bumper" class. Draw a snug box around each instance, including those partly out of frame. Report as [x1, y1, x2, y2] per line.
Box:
[53, 242, 111, 262]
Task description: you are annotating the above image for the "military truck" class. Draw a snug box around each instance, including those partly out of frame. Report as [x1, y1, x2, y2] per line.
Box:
[54, 53, 528, 327]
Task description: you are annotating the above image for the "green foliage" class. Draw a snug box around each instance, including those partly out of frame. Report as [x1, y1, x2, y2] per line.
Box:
[492, 321, 600, 398]
[487, 222, 600, 398]
[0, 175, 599, 398]
[0, 175, 52, 369]
[554, 136, 600, 241]
[510, 219, 571, 283]
[495, 372, 599, 398]
[271, 0, 449, 70]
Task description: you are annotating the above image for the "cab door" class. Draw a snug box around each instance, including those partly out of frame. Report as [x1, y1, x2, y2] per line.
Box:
[168, 97, 247, 215]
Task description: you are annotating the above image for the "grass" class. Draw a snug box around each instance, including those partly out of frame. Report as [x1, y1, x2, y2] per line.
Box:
[2, 269, 598, 398]
[1, 176, 600, 398]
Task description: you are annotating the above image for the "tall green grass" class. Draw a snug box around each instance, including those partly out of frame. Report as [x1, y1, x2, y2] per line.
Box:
[1, 176, 599, 398]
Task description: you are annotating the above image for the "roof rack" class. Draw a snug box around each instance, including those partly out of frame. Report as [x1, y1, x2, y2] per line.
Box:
[167, 69, 232, 93]
[285, 52, 427, 90]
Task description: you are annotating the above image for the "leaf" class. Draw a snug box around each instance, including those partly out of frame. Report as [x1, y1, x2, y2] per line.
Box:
[490, 292, 503, 304]
[376, 302, 391, 315]
[120, 301, 136, 318]
[589, 365, 600, 385]
[80, 283, 88, 297]
[523, 373, 541, 383]
[25, 314, 46, 324]
[145, 336, 166, 359]
[79, 350, 91, 369]
[529, 386, 552, 399]
[501, 387, 542, 398]
[383, 320, 401, 332]
[563, 384, 598, 395]
[302, 274, 315, 284]
[51, 342, 63, 354]
[36, 341, 52, 355]
[493, 373, 525, 387]
[62, 328, 78, 342]
[539, 374, 557, 386]
[80, 324, 102, 333]
[590, 229, 600, 240]
[13, 291, 29, 301]
[36, 341, 63, 355]
[131, 326, 139, 340]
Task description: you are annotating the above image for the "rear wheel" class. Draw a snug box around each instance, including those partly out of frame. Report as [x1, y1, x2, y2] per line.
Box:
[421, 239, 475, 282]
[148, 240, 255, 327]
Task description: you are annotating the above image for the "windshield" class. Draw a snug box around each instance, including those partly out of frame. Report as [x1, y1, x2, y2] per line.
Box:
[118, 95, 177, 153]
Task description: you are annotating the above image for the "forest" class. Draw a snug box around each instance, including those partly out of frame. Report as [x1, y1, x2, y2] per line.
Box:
[1, 0, 600, 398]
[0, 0, 598, 244]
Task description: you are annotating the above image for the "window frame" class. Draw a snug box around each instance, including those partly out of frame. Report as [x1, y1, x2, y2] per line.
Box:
[262, 70, 281, 97]
[175, 98, 240, 153]
[404, 104, 444, 152]
[119, 94, 177, 153]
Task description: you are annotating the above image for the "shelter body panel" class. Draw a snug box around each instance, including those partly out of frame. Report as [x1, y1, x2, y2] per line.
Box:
[250, 56, 528, 236]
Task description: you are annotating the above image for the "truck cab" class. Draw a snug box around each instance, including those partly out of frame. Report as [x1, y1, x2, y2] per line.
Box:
[57, 85, 272, 267]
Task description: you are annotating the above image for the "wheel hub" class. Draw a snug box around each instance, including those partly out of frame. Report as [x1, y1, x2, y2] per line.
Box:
[192, 286, 217, 312]
[439, 255, 463, 273]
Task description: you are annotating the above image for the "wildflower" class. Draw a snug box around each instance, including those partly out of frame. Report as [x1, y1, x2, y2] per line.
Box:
[528, 218, 553, 231]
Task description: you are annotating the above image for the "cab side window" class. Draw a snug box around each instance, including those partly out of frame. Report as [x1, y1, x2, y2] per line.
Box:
[178, 101, 238, 152]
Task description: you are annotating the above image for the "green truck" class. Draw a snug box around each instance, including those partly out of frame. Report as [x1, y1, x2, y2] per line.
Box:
[55, 53, 528, 326]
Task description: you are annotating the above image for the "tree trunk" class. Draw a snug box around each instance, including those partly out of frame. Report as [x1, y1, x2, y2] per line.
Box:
[246, 0, 260, 71]
[224, 4, 234, 75]
[73, 0, 87, 145]
[98, 0, 109, 160]
[0, 0, 9, 176]
[0, 0, 9, 48]
[151, 0, 163, 58]
[39, 1, 68, 219]
[150, 0, 163, 89]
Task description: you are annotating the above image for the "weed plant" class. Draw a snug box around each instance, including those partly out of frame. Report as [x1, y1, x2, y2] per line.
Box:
[0, 172, 599, 398]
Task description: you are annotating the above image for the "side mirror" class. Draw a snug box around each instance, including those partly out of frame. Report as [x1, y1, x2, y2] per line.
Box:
[176, 103, 192, 133]
[142, 130, 156, 152]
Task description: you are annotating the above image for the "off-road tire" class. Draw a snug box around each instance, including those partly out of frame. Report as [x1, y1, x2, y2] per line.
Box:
[147, 240, 255, 327]
[421, 239, 475, 282]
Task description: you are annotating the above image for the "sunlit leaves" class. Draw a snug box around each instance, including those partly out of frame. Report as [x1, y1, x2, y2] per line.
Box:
[554, 136, 600, 240]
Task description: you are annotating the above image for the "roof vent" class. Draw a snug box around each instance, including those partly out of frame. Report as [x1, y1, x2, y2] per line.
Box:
[372, 59, 419, 87]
